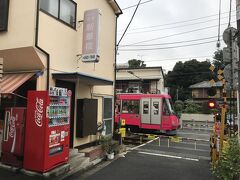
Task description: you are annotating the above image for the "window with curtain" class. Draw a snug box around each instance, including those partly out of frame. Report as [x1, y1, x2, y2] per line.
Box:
[40, 0, 76, 29]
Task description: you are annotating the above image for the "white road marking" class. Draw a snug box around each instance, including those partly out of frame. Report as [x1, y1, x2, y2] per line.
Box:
[139, 151, 199, 162]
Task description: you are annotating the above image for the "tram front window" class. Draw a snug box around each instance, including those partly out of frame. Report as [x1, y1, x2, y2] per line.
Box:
[163, 98, 174, 115]
[121, 100, 140, 114]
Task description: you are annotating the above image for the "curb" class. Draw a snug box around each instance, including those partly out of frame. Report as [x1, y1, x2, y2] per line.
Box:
[0, 163, 20, 173]
[0, 162, 71, 179]
[59, 157, 105, 180]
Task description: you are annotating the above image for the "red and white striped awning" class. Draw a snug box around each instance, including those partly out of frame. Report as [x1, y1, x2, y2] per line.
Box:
[0, 73, 34, 94]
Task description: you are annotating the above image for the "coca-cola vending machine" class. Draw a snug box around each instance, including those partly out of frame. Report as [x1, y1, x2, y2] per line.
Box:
[24, 88, 71, 172]
[1, 107, 26, 167]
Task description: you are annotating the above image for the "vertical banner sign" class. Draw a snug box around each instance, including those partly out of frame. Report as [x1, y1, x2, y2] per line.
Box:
[82, 9, 100, 63]
[0, 58, 3, 102]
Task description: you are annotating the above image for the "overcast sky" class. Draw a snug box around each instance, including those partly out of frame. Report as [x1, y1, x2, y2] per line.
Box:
[115, 0, 236, 72]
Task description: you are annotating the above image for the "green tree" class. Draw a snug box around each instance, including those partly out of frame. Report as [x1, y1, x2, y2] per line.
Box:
[128, 59, 146, 68]
[166, 59, 212, 101]
[212, 49, 224, 70]
[174, 100, 184, 118]
[183, 100, 201, 113]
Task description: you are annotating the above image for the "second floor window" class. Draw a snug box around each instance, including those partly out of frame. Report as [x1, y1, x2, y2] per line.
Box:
[40, 0, 76, 29]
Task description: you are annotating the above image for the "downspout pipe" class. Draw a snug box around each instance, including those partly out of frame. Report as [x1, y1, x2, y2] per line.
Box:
[114, 15, 119, 131]
[35, 0, 50, 90]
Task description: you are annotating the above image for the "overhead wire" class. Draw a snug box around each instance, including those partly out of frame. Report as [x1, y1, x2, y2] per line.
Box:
[122, 20, 236, 46]
[118, 10, 236, 32]
[121, 15, 235, 35]
[117, 55, 213, 63]
[118, 40, 218, 51]
[119, 36, 218, 47]
[116, 71, 212, 80]
[117, 2, 235, 70]
[117, 0, 142, 48]
[121, 0, 153, 11]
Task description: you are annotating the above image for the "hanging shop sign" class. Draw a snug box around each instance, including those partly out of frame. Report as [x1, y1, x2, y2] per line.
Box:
[82, 9, 100, 63]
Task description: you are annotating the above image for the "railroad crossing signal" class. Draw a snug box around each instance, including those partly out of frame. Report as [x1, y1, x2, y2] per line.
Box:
[209, 64, 216, 86]
[207, 87, 217, 96]
[217, 69, 223, 75]
[217, 75, 224, 81]
[208, 99, 217, 109]
[209, 79, 216, 86]
[208, 64, 224, 86]
[209, 64, 215, 72]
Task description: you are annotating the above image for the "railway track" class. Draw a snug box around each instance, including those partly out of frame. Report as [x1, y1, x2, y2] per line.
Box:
[122, 132, 210, 147]
[122, 134, 150, 145]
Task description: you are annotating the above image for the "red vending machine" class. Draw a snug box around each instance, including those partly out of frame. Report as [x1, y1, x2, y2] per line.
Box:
[1, 107, 26, 167]
[23, 88, 71, 172]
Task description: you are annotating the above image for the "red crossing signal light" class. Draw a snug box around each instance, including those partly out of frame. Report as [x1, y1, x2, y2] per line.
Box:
[207, 99, 217, 109]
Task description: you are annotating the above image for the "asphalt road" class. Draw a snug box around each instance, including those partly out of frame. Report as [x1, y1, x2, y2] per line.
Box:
[67, 150, 213, 180]
[66, 128, 214, 180]
[0, 129, 214, 180]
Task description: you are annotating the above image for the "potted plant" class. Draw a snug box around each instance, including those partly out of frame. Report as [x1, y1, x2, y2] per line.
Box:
[100, 135, 115, 160]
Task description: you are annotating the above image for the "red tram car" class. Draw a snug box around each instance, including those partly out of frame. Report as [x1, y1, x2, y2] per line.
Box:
[115, 93, 179, 134]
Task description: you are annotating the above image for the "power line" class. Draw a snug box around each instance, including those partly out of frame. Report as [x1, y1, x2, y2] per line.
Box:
[118, 40, 218, 51]
[118, 10, 236, 32]
[145, 56, 213, 62]
[117, 55, 213, 63]
[122, 0, 153, 10]
[116, 71, 212, 80]
[121, 15, 235, 35]
[124, 21, 236, 45]
[119, 36, 218, 47]
[117, 0, 142, 47]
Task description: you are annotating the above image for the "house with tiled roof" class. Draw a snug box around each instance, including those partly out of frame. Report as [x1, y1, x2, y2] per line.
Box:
[189, 81, 223, 101]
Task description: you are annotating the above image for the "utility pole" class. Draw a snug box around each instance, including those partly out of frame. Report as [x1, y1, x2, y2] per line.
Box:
[236, 0, 240, 140]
